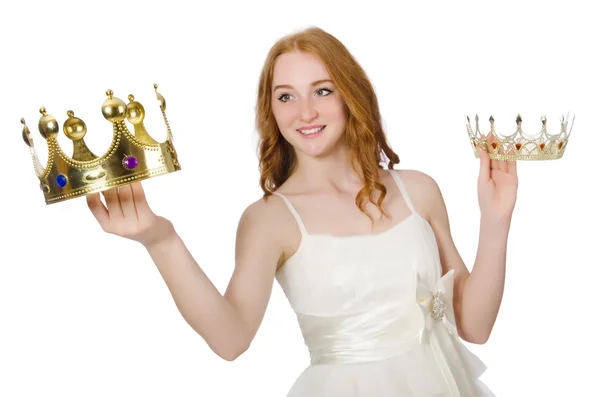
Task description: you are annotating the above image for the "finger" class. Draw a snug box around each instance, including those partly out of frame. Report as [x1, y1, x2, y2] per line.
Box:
[102, 188, 123, 219]
[504, 148, 516, 174]
[87, 193, 110, 229]
[131, 181, 153, 217]
[478, 147, 490, 182]
[118, 184, 137, 220]
[507, 158, 517, 176]
[486, 134, 503, 171]
[493, 158, 507, 173]
[490, 159, 500, 171]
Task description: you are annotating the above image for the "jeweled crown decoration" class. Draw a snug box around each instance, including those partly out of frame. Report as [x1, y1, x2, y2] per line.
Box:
[466, 113, 574, 161]
[21, 84, 181, 204]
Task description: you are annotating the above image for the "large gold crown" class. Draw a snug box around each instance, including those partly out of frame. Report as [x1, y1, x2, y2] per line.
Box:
[21, 84, 181, 205]
[466, 114, 574, 161]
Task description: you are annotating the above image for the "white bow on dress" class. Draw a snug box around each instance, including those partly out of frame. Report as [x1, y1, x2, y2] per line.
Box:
[415, 269, 459, 344]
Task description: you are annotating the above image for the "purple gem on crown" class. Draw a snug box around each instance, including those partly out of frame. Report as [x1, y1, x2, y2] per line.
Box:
[123, 155, 138, 170]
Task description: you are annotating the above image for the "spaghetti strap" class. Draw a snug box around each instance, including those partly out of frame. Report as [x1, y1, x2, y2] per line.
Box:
[272, 192, 309, 236]
[388, 170, 416, 214]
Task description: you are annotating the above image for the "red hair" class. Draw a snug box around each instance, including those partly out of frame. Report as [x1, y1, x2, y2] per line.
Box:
[255, 27, 400, 221]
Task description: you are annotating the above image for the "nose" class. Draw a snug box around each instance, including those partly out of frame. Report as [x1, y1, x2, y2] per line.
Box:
[299, 97, 318, 123]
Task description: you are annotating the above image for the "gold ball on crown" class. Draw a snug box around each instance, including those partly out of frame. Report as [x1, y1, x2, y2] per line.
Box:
[101, 89, 127, 122]
[38, 107, 59, 138]
[63, 110, 87, 141]
[126, 94, 145, 125]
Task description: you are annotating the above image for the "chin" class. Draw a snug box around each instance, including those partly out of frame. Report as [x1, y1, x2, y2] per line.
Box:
[301, 141, 346, 159]
[300, 148, 329, 159]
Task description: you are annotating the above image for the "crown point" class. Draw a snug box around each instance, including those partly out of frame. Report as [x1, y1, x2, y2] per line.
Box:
[128, 94, 135, 102]
[106, 89, 114, 99]
[63, 111, 87, 141]
[102, 94, 127, 122]
[516, 114, 522, 124]
[22, 119, 34, 147]
[126, 98, 145, 125]
[38, 109, 59, 139]
[155, 86, 166, 111]
[541, 115, 547, 125]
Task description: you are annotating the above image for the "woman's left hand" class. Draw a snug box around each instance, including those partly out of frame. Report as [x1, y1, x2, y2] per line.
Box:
[477, 147, 519, 224]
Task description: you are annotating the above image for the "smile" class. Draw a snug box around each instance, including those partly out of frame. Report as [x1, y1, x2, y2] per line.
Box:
[297, 125, 326, 136]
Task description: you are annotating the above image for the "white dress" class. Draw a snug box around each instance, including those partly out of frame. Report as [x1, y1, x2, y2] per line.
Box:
[273, 170, 493, 397]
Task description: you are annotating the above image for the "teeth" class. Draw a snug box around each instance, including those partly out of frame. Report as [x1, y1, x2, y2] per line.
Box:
[299, 126, 324, 135]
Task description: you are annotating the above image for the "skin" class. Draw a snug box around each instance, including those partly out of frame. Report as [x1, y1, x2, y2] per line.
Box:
[86, 50, 518, 361]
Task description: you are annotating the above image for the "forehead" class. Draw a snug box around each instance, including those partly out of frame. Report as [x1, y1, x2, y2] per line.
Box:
[272, 51, 330, 86]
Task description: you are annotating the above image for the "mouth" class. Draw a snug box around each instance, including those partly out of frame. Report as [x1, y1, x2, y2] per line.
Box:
[297, 125, 326, 136]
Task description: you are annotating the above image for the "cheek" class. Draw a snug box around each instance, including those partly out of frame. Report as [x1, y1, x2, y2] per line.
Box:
[272, 103, 295, 127]
[321, 100, 346, 123]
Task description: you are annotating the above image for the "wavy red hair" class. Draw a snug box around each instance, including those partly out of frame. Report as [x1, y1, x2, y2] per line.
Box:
[255, 27, 400, 221]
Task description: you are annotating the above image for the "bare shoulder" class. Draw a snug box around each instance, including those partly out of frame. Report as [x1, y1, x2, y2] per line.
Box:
[394, 169, 439, 189]
[393, 169, 444, 220]
[238, 193, 290, 235]
[236, 192, 300, 267]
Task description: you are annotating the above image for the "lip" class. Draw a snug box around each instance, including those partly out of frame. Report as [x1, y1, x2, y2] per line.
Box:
[297, 124, 325, 131]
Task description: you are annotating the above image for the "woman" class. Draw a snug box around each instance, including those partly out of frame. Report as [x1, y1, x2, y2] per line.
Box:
[87, 27, 517, 396]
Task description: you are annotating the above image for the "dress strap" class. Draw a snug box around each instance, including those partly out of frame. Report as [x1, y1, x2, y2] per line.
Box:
[272, 192, 309, 236]
[388, 169, 416, 214]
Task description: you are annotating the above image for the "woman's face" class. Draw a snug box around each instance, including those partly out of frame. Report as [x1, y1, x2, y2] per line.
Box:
[271, 50, 347, 159]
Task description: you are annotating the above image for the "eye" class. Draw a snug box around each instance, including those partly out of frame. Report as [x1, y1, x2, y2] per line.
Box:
[316, 88, 333, 96]
[277, 93, 292, 102]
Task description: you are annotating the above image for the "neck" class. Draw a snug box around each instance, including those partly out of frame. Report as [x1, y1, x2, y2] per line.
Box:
[291, 143, 364, 192]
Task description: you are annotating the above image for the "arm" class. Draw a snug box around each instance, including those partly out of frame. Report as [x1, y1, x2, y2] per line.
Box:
[460, 218, 510, 342]
[87, 182, 282, 361]
[414, 150, 518, 344]
[425, 179, 510, 344]
[146, 200, 280, 360]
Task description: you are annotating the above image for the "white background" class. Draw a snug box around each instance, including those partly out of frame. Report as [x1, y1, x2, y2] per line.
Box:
[1, 1, 598, 396]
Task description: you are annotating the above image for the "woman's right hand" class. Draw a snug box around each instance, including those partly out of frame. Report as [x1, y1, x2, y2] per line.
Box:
[86, 181, 175, 248]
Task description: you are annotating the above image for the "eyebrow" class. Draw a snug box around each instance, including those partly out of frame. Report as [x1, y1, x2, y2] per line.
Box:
[273, 79, 334, 92]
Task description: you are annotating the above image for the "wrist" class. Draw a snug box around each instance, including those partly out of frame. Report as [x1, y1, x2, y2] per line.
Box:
[480, 210, 512, 227]
[479, 216, 511, 241]
[143, 218, 179, 252]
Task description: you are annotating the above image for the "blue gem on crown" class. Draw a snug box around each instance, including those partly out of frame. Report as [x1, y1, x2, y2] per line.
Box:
[56, 174, 68, 188]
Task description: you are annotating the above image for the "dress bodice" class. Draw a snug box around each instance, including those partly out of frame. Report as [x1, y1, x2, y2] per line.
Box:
[272, 170, 491, 397]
